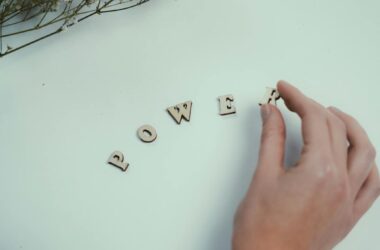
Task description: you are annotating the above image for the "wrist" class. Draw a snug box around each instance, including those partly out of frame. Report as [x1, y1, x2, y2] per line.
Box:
[232, 228, 311, 250]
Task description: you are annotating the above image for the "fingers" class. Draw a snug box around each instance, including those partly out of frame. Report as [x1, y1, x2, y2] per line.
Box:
[353, 164, 380, 221]
[328, 107, 376, 194]
[326, 110, 348, 170]
[277, 81, 331, 155]
[257, 104, 286, 176]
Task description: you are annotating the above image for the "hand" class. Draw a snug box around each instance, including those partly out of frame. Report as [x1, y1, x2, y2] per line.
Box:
[232, 81, 379, 250]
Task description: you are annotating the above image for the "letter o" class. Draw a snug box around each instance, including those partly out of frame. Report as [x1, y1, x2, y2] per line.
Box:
[137, 125, 157, 143]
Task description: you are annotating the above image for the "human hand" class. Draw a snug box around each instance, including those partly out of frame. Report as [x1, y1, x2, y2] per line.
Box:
[232, 81, 379, 250]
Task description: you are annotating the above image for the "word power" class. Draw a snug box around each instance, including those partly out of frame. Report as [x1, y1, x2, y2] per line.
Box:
[107, 87, 280, 172]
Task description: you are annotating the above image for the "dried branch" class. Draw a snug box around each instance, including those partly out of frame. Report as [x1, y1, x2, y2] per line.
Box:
[0, 0, 150, 58]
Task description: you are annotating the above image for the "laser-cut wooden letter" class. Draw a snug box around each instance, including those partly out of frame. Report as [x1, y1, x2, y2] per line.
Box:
[137, 124, 157, 143]
[167, 101, 192, 124]
[259, 87, 280, 106]
[107, 151, 129, 172]
[218, 94, 236, 115]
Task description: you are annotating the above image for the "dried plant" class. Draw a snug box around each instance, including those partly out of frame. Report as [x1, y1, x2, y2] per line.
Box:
[0, 0, 150, 58]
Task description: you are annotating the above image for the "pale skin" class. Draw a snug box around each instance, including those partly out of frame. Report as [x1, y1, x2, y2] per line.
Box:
[233, 81, 380, 250]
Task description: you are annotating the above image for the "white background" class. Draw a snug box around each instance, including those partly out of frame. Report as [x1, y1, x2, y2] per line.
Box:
[1, 0, 379, 249]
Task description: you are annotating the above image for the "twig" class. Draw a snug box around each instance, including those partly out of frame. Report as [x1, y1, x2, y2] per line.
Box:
[0, 0, 150, 58]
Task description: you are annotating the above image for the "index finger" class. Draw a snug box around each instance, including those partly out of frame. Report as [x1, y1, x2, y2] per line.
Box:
[277, 81, 330, 153]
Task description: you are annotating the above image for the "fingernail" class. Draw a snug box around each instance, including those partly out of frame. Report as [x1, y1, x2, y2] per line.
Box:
[277, 80, 291, 87]
[260, 104, 271, 122]
[278, 80, 289, 85]
[329, 106, 341, 112]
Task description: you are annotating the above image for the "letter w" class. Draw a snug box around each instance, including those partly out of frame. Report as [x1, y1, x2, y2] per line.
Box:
[167, 101, 192, 124]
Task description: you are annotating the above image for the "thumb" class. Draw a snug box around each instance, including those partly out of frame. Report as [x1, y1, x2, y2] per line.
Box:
[257, 104, 286, 175]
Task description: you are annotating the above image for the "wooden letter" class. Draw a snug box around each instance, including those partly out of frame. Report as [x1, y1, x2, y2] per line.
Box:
[107, 151, 129, 171]
[167, 101, 192, 124]
[137, 125, 157, 143]
[259, 87, 280, 106]
[218, 94, 236, 115]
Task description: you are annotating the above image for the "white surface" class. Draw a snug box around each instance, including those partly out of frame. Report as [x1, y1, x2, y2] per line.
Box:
[1, 0, 380, 249]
